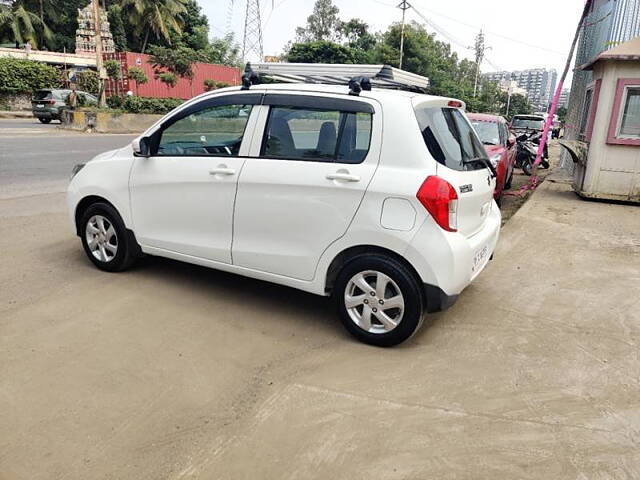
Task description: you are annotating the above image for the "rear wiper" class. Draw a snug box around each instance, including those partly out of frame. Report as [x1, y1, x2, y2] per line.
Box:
[464, 156, 497, 178]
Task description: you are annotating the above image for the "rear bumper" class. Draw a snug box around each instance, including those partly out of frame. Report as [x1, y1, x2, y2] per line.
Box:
[33, 110, 59, 119]
[405, 201, 501, 297]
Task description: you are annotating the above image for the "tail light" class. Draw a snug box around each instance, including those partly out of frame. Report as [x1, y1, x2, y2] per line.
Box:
[416, 176, 458, 232]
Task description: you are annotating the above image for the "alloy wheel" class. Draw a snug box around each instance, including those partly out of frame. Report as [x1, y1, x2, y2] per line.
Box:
[344, 270, 405, 334]
[85, 215, 118, 263]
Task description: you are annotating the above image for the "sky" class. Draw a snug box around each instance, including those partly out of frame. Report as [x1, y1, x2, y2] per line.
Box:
[203, 0, 586, 83]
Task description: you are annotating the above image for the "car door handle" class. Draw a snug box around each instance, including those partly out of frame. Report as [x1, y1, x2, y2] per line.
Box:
[209, 167, 236, 176]
[326, 172, 360, 182]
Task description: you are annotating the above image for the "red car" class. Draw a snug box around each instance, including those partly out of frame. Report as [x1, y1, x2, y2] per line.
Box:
[468, 113, 517, 204]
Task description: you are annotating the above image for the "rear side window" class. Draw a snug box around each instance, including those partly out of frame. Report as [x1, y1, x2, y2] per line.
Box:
[261, 107, 372, 164]
[415, 107, 488, 171]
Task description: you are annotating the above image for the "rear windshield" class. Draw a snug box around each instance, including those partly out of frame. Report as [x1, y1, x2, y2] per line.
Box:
[470, 120, 500, 146]
[414, 106, 488, 171]
[512, 117, 544, 130]
[33, 91, 52, 100]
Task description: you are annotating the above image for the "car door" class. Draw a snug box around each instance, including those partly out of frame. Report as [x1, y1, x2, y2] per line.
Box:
[232, 93, 381, 281]
[129, 92, 262, 263]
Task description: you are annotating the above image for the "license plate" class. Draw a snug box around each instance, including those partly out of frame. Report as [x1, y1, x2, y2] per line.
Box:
[472, 245, 489, 273]
[36, 104, 44, 108]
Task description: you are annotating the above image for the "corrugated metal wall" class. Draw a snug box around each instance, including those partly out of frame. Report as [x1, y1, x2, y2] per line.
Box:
[103, 52, 241, 99]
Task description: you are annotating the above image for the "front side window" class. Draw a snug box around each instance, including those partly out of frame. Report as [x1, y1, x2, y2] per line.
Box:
[261, 107, 372, 164]
[619, 87, 640, 138]
[415, 107, 488, 171]
[157, 104, 253, 156]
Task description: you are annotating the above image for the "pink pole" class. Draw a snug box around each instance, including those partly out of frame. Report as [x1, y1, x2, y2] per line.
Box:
[532, 0, 593, 171]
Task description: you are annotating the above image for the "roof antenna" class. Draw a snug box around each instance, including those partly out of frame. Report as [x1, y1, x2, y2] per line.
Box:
[242, 63, 260, 89]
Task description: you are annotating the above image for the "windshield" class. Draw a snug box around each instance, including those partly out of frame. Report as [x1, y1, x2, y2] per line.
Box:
[470, 121, 500, 146]
[414, 106, 488, 171]
[33, 91, 52, 101]
[512, 118, 544, 130]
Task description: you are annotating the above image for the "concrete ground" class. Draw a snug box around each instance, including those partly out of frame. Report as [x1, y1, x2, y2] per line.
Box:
[1, 122, 639, 479]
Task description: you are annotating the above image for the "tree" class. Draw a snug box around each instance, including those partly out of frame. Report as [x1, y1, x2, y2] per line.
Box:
[76, 70, 100, 95]
[157, 71, 177, 95]
[339, 18, 376, 52]
[107, 4, 127, 52]
[208, 34, 242, 67]
[286, 40, 357, 64]
[504, 93, 533, 117]
[0, 2, 52, 48]
[121, 0, 188, 53]
[295, 0, 342, 43]
[104, 59, 121, 95]
[150, 45, 204, 96]
[127, 66, 148, 95]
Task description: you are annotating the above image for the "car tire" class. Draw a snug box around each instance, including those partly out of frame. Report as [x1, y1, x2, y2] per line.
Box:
[504, 169, 514, 190]
[333, 254, 424, 347]
[79, 202, 139, 272]
[38, 118, 51, 124]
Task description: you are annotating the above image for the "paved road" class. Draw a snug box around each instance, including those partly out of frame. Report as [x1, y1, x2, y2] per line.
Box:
[0, 119, 135, 199]
[1, 128, 638, 479]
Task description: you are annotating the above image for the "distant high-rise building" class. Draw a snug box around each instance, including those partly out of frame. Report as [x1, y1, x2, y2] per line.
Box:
[559, 88, 571, 109]
[483, 68, 558, 111]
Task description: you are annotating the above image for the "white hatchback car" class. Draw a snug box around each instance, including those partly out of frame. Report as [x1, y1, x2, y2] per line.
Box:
[68, 82, 500, 346]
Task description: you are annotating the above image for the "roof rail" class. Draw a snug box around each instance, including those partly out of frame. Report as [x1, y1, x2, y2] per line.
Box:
[243, 62, 430, 94]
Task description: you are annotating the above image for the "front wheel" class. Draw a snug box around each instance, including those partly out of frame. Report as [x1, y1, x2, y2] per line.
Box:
[333, 255, 424, 347]
[38, 118, 51, 124]
[79, 202, 139, 272]
[522, 159, 533, 176]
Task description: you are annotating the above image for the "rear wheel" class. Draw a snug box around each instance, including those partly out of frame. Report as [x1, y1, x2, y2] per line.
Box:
[79, 202, 138, 272]
[38, 118, 51, 124]
[333, 255, 424, 347]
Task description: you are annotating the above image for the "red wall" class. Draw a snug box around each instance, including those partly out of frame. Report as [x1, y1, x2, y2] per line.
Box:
[103, 52, 241, 99]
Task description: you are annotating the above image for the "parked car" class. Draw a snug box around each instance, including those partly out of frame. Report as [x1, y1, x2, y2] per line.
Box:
[31, 89, 98, 123]
[468, 113, 517, 204]
[67, 83, 501, 346]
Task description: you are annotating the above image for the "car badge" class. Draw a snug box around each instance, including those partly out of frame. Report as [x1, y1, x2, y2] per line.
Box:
[460, 184, 473, 193]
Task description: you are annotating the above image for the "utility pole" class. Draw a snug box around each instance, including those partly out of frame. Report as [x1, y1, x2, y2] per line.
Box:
[398, 0, 410, 70]
[469, 29, 491, 98]
[506, 82, 512, 117]
[92, 0, 106, 107]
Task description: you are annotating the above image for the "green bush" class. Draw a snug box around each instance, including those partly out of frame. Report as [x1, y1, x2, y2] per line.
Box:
[122, 96, 183, 114]
[0, 57, 62, 94]
[106, 95, 124, 109]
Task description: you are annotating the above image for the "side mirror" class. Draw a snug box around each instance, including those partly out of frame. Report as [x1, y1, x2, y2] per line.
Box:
[132, 137, 150, 157]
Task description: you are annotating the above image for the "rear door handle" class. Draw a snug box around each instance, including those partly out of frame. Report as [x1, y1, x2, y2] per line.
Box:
[209, 167, 236, 176]
[326, 172, 360, 182]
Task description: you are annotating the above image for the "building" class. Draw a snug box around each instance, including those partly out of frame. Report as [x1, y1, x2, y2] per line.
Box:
[483, 68, 558, 110]
[498, 80, 528, 98]
[563, 0, 640, 172]
[559, 88, 571, 109]
[75, 2, 115, 55]
[562, 36, 640, 202]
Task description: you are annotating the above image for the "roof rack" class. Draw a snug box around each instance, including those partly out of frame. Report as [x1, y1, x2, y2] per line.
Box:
[242, 62, 430, 94]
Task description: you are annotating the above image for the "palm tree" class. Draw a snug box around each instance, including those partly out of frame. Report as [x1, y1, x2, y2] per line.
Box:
[121, 0, 188, 54]
[0, 2, 52, 49]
